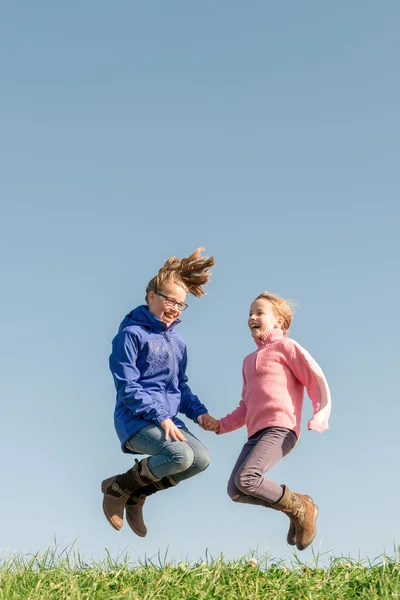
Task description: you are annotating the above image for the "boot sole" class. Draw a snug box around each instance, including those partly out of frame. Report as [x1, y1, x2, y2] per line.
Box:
[101, 479, 123, 531]
[297, 504, 319, 551]
[125, 517, 147, 538]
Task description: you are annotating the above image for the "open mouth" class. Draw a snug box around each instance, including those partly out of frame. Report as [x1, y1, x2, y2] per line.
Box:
[250, 324, 261, 333]
[163, 311, 177, 322]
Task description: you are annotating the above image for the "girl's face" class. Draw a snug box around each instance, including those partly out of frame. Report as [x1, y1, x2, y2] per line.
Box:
[248, 298, 283, 339]
[147, 281, 188, 326]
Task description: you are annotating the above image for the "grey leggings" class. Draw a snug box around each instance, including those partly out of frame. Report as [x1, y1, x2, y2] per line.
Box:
[227, 427, 297, 505]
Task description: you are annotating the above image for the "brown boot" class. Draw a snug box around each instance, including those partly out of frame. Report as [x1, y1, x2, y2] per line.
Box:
[286, 518, 297, 546]
[273, 486, 319, 551]
[125, 476, 177, 537]
[101, 458, 161, 531]
[269, 508, 296, 545]
[279, 494, 314, 546]
[125, 494, 147, 537]
[267, 490, 297, 546]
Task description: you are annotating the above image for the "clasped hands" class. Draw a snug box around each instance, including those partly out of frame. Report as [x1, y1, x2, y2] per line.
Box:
[197, 413, 220, 433]
[160, 414, 219, 441]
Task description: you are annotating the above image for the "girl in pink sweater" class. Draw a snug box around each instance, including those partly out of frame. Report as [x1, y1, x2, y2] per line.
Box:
[202, 292, 331, 551]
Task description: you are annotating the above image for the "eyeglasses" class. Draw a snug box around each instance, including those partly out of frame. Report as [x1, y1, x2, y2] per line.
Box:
[155, 292, 188, 312]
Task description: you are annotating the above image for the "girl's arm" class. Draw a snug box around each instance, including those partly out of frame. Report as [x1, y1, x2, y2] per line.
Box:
[218, 398, 247, 434]
[218, 367, 248, 434]
[218, 398, 247, 433]
[109, 331, 171, 425]
[288, 340, 331, 432]
[178, 348, 208, 423]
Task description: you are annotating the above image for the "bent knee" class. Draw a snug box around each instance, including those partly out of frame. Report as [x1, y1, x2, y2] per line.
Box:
[195, 448, 211, 473]
[228, 491, 241, 503]
[227, 480, 241, 502]
[235, 472, 260, 495]
[172, 445, 195, 472]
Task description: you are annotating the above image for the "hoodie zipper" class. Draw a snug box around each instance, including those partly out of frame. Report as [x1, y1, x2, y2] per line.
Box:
[163, 331, 175, 413]
[164, 319, 179, 387]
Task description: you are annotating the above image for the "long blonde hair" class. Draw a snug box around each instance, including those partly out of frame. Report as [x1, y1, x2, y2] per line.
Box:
[145, 247, 215, 302]
[255, 291, 295, 336]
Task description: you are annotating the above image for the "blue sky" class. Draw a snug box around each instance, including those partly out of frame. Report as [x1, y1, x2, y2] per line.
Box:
[1, 1, 399, 564]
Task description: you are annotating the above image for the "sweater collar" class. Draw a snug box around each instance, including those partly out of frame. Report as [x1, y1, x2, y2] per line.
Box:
[254, 328, 284, 348]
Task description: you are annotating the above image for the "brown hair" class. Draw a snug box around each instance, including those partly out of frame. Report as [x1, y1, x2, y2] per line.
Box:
[145, 247, 215, 302]
[255, 291, 295, 336]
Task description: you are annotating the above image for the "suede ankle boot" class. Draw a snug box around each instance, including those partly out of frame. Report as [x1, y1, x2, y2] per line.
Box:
[267, 488, 297, 546]
[284, 494, 314, 546]
[101, 458, 161, 531]
[273, 486, 319, 551]
[270, 493, 314, 546]
[125, 476, 177, 537]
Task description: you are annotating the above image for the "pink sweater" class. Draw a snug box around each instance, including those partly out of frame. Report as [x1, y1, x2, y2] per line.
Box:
[218, 329, 331, 439]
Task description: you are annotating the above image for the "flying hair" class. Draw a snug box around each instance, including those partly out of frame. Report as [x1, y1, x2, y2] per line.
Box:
[145, 247, 215, 302]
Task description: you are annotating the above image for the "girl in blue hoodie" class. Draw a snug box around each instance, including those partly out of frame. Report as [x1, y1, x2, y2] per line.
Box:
[102, 248, 215, 537]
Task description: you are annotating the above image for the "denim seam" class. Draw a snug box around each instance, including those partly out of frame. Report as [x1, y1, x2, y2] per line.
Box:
[148, 456, 177, 470]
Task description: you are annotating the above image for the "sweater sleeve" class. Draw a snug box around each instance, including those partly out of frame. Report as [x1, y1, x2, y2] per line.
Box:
[178, 347, 208, 423]
[218, 367, 247, 434]
[109, 331, 171, 425]
[288, 340, 331, 433]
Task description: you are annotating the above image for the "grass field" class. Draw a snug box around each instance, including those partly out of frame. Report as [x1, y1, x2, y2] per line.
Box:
[0, 546, 399, 599]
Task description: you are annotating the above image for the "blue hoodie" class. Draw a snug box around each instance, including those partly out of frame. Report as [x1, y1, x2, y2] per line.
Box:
[109, 305, 208, 453]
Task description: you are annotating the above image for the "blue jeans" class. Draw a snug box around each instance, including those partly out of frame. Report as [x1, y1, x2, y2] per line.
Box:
[125, 424, 210, 483]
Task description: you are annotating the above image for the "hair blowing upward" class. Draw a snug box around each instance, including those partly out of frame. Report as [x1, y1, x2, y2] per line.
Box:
[146, 247, 215, 301]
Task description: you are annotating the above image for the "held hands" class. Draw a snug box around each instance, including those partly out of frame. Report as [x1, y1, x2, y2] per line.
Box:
[160, 415, 219, 441]
[160, 418, 188, 442]
[197, 413, 220, 433]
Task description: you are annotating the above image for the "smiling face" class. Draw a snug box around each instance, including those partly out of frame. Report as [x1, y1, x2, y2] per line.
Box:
[248, 298, 284, 339]
[147, 280, 188, 326]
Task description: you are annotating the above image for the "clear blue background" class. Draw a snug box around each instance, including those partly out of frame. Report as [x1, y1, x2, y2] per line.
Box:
[1, 1, 399, 564]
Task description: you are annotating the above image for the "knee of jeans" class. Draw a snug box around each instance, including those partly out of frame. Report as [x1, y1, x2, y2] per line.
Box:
[172, 445, 195, 472]
[235, 470, 260, 495]
[194, 447, 210, 473]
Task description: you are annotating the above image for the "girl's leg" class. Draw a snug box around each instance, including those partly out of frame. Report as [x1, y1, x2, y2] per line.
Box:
[169, 427, 210, 483]
[227, 428, 319, 551]
[122, 426, 209, 537]
[103, 423, 202, 533]
[228, 437, 257, 500]
[126, 423, 204, 480]
[228, 427, 297, 506]
[227, 437, 272, 507]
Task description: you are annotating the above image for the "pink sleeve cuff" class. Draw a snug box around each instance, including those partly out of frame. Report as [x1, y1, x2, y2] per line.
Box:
[308, 419, 329, 433]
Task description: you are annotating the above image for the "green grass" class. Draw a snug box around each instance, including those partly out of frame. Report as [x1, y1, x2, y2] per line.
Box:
[0, 546, 399, 599]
